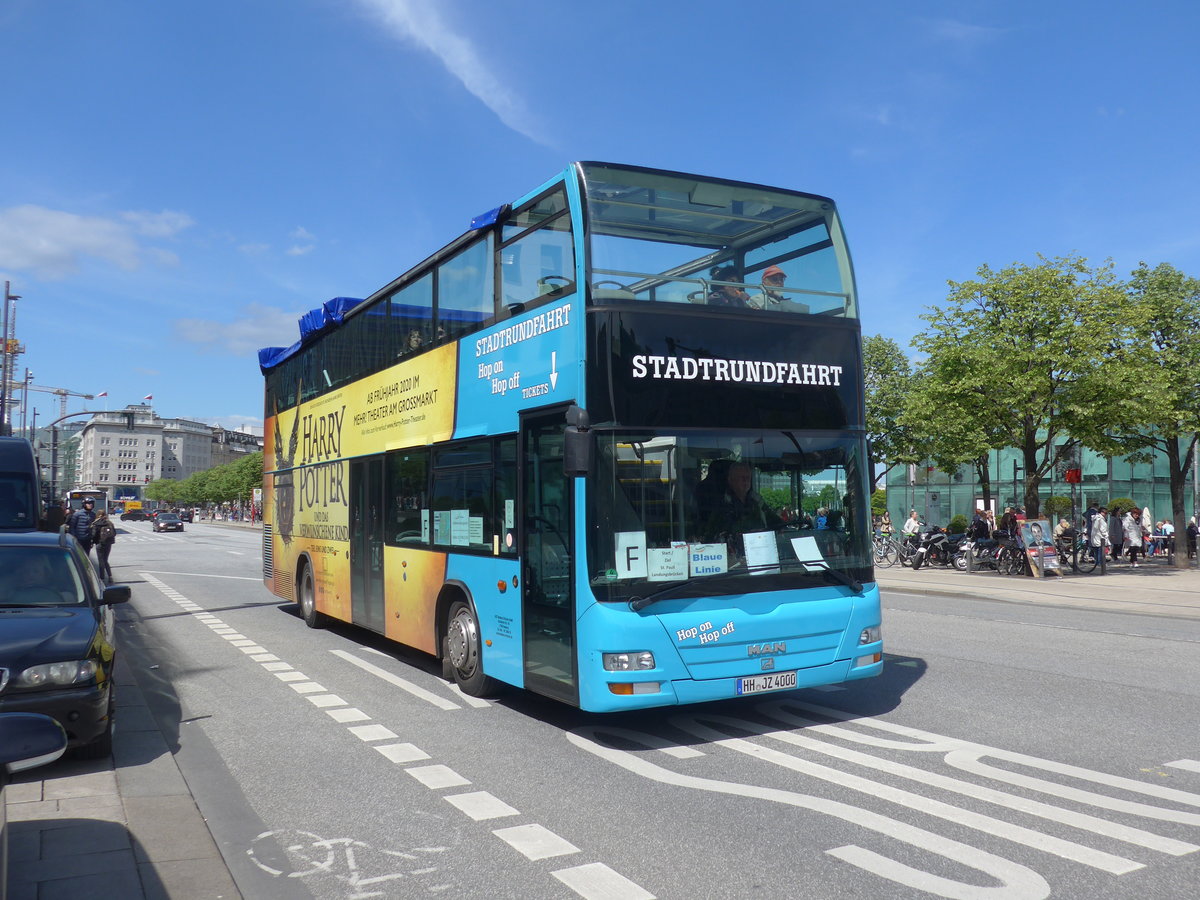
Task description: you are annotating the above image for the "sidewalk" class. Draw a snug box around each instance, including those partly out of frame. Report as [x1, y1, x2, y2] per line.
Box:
[875, 553, 1200, 620]
[4, 615, 240, 900]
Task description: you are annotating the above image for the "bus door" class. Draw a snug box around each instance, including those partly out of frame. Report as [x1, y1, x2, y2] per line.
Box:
[349, 456, 385, 633]
[520, 410, 578, 704]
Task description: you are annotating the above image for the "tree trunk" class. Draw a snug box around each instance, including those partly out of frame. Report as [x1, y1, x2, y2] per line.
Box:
[1167, 436, 1197, 570]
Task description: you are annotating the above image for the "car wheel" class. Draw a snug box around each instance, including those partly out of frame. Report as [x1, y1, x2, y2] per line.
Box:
[444, 599, 500, 697]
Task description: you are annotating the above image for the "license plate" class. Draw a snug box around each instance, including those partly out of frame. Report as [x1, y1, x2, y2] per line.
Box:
[736, 670, 798, 695]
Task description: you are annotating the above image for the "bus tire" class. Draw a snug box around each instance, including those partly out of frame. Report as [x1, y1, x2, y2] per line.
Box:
[444, 600, 499, 697]
[298, 562, 323, 629]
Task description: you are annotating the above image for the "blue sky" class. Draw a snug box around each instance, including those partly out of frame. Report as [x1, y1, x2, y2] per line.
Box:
[2, 0, 1198, 433]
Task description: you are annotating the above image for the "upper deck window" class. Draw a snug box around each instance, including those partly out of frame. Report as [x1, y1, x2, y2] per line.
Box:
[500, 186, 575, 310]
[581, 164, 856, 318]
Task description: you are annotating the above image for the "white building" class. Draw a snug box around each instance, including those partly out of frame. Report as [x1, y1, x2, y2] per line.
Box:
[73, 404, 263, 502]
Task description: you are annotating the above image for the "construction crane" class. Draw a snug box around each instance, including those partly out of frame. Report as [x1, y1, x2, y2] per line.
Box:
[7, 382, 94, 419]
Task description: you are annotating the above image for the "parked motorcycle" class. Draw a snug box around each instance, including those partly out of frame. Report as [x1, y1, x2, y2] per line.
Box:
[911, 526, 951, 570]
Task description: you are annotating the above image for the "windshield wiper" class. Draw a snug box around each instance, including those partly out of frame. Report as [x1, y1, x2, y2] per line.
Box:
[628, 567, 766, 612]
[796, 559, 863, 593]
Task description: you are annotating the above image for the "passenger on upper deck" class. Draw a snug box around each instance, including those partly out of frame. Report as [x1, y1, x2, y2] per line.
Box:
[707, 265, 751, 308]
[751, 265, 812, 313]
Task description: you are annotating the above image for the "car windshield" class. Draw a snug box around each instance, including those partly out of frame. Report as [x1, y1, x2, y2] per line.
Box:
[0, 547, 86, 607]
[586, 429, 872, 603]
[158, 514, 179, 521]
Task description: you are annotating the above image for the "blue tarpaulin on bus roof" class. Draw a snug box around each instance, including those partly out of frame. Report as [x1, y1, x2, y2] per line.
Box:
[258, 297, 363, 372]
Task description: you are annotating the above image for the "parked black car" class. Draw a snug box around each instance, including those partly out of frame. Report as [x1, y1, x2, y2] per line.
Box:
[178, 509, 193, 523]
[0, 531, 130, 758]
[1, 713, 67, 899]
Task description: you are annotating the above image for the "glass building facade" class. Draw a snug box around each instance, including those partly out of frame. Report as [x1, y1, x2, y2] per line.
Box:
[884, 441, 1198, 528]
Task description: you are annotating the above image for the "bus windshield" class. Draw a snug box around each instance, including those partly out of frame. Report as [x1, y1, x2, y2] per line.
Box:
[581, 163, 856, 317]
[587, 429, 872, 602]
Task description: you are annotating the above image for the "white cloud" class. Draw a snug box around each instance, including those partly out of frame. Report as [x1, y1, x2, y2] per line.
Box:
[927, 19, 1005, 46]
[173, 303, 302, 357]
[239, 243, 270, 255]
[0, 204, 193, 279]
[286, 244, 315, 256]
[354, 0, 549, 146]
[291, 226, 316, 241]
[121, 209, 195, 238]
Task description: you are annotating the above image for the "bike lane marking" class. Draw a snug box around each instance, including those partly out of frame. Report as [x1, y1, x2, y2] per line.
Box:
[139, 571, 657, 900]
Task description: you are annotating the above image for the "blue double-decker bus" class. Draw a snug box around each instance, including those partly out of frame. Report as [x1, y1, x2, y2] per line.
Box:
[259, 162, 882, 711]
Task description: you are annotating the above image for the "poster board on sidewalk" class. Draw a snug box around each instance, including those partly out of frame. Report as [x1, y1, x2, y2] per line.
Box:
[1021, 519, 1059, 577]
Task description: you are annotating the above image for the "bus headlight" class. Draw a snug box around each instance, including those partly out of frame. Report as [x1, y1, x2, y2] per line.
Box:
[858, 626, 881, 645]
[603, 651, 656, 671]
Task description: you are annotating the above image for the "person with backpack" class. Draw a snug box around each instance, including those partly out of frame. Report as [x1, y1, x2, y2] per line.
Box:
[90, 509, 117, 584]
[68, 497, 97, 558]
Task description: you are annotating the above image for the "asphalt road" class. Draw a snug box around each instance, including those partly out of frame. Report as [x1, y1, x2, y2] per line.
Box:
[112, 522, 1200, 899]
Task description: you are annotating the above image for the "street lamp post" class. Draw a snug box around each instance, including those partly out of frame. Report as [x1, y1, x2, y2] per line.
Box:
[1, 282, 20, 437]
[20, 368, 34, 436]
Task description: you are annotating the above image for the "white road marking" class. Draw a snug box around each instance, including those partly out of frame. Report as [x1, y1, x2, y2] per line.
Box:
[760, 704, 1189, 857]
[552, 863, 656, 900]
[492, 824, 579, 860]
[289, 682, 327, 694]
[445, 681, 491, 708]
[670, 713, 1142, 874]
[140, 569, 261, 580]
[348, 723, 398, 742]
[444, 791, 519, 821]
[1166, 759, 1200, 773]
[569, 725, 1050, 900]
[141, 571, 643, 900]
[375, 743, 431, 764]
[326, 708, 371, 724]
[330, 649, 461, 711]
[306, 694, 348, 708]
[406, 765, 471, 789]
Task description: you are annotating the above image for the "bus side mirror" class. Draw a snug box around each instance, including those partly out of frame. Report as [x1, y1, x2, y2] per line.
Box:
[564, 405, 592, 477]
[564, 427, 592, 477]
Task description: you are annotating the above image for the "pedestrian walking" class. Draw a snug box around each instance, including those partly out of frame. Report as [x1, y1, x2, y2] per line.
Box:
[1089, 507, 1109, 574]
[67, 498, 97, 558]
[1109, 506, 1124, 562]
[1123, 507, 1144, 568]
[90, 510, 117, 584]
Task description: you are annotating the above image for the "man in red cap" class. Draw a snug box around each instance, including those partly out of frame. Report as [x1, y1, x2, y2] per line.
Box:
[753, 265, 808, 312]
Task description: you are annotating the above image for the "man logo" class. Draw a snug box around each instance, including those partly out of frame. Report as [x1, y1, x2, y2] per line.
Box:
[748, 642, 786, 656]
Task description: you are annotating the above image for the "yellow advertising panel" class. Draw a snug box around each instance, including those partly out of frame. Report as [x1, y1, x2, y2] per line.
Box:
[263, 345, 458, 619]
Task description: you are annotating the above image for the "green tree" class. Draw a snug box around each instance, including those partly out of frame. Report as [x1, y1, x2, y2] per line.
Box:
[871, 488, 887, 518]
[1043, 495, 1073, 520]
[863, 335, 917, 490]
[904, 254, 1120, 517]
[1071, 263, 1200, 568]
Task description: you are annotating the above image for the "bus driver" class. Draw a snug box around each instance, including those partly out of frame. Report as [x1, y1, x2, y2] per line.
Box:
[704, 461, 782, 545]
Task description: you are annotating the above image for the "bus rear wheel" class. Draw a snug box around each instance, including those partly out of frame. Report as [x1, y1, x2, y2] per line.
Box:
[298, 564, 323, 628]
[444, 600, 499, 697]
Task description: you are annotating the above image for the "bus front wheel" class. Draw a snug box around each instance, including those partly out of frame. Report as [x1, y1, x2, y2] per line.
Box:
[444, 600, 499, 697]
[298, 564, 323, 629]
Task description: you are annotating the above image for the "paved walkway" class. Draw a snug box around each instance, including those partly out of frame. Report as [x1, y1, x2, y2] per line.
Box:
[5, 618, 241, 899]
[875, 552, 1200, 620]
